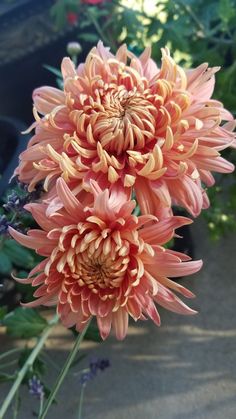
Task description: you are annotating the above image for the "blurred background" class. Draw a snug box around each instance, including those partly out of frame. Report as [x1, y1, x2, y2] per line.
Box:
[0, 1, 236, 418]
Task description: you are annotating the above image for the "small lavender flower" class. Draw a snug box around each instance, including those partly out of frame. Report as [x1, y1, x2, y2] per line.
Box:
[97, 358, 110, 371]
[0, 215, 9, 235]
[3, 191, 27, 213]
[89, 358, 110, 375]
[0, 214, 25, 237]
[80, 371, 94, 385]
[28, 376, 44, 399]
[80, 358, 110, 386]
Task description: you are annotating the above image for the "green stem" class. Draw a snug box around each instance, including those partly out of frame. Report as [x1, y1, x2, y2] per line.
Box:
[0, 360, 18, 369]
[176, 0, 233, 45]
[12, 388, 20, 419]
[0, 348, 22, 362]
[72, 55, 77, 67]
[178, 1, 205, 33]
[39, 319, 92, 419]
[38, 394, 44, 418]
[86, 9, 116, 51]
[0, 315, 58, 419]
[41, 352, 61, 372]
[77, 385, 85, 419]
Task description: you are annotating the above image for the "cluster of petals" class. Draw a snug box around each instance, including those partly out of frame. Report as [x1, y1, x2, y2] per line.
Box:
[9, 179, 202, 340]
[16, 42, 235, 217]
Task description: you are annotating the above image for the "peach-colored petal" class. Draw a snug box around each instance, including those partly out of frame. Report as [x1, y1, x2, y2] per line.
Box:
[10, 181, 202, 340]
[33, 86, 65, 115]
[15, 42, 235, 217]
[112, 308, 129, 341]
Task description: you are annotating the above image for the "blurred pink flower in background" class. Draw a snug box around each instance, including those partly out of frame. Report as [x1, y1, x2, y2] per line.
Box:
[9, 179, 202, 340]
[66, 12, 78, 25]
[16, 42, 235, 217]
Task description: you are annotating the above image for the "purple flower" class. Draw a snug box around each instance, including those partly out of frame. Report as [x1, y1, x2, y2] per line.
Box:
[4, 181, 43, 214]
[0, 215, 9, 235]
[3, 191, 27, 213]
[80, 358, 110, 386]
[28, 376, 44, 399]
[0, 214, 25, 237]
[80, 371, 94, 385]
[89, 358, 110, 375]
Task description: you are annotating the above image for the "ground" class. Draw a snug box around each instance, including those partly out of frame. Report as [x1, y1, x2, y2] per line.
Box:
[1, 218, 236, 419]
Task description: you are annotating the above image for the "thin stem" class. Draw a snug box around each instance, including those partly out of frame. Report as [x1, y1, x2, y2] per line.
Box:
[0, 348, 22, 362]
[77, 385, 85, 419]
[177, 1, 205, 33]
[10, 213, 18, 225]
[39, 319, 92, 419]
[0, 315, 58, 419]
[12, 388, 20, 419]
[38, 394, 44, 417]
[0, 360, 18, 369]
[41, 352, 61, 372]
[72, 55, 77, 67]
[86, 8, 116, 51]
[176, 0, 233, 45]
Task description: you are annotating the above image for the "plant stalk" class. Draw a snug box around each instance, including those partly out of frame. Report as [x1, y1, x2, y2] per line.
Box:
[39, 318, 92, 419]
[86, 8, 116, 51]
[77, 385, 85, 419]
[0, 315, 58, 419]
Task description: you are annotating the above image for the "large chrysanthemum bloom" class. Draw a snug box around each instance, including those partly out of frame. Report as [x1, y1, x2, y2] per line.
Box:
[16, 42, 235, 216]
[9, 179, 202, 340]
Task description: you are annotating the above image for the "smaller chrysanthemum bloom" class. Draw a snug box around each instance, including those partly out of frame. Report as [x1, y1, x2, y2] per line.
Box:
[16, 42, 235, 217]
[9, 179, 202, 340]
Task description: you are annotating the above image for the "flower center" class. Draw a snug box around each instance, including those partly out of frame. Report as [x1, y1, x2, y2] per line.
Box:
[76, 252, 128, 290]
[69, 81, 158, 158]
[94, 88, 157, 155]
[56, 224, 132, 293]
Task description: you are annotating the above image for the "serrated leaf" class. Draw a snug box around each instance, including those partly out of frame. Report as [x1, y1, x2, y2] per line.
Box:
[0, 250, 12, 274]
[3, 308, 48, 338]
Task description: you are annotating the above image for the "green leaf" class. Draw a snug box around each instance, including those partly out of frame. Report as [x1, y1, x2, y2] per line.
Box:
[18, 349, 46, 382]
[70, 321, 102, 342]
[78, 32, 99, 43]
[50, 0, 67, 28]
[218, 0, 236, 24]
[0, 306, 7, 322]
[79, 19, 92, 29]
[71, 353, 86, 368]
[147, 19, 160, 37]
[43, 65, 62, 79]
[3, 308, 48, 338]
[0, 250, 12, 274]
[0, 372, 15, 383]
[85, 324, 102, 342]
[4, 240, 35, 269]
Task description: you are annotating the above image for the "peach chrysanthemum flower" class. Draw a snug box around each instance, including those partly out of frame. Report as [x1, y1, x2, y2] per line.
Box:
[16, 42, 235, 216]
[9, 179, 202, 340]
